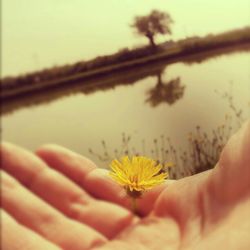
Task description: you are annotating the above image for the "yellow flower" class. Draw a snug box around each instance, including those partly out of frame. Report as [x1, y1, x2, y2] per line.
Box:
[109, 156, 168, 198]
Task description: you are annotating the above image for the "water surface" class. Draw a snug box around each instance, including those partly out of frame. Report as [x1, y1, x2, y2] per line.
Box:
[2, 50, 249, 177]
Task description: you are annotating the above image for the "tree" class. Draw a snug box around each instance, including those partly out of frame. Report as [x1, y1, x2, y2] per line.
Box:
[131, 10, 173, 48]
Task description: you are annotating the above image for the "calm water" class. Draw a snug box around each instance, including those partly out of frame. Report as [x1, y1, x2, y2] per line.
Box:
[2, 50, 250, 175]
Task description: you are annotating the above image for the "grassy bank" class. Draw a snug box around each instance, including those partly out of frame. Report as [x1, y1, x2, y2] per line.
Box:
[1, 26, 250, 99]
[2, 43, 249, 115]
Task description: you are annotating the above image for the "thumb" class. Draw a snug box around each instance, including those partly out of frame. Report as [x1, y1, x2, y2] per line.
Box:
[209, 120, 250, 203]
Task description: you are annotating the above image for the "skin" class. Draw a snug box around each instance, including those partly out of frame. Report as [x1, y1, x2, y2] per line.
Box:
[1, 121, 250, 250]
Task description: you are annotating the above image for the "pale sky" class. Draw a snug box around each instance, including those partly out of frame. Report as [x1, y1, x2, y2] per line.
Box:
[2, 0, 250, 77]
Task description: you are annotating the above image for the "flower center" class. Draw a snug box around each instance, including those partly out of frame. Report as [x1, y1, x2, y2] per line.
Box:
[130, 175, 139, 184]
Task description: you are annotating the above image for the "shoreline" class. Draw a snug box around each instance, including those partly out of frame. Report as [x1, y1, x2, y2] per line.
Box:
[1, 42, 250, 115]
[1, 27, 250, 100]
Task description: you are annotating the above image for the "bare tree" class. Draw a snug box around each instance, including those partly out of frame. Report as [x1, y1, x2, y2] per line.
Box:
[131, 10, 173, 48]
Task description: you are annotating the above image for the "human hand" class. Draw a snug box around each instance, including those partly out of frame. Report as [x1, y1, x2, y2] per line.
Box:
[1, 121, 250, 250]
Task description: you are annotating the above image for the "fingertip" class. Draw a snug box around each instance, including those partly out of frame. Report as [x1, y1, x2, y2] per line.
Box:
[1, 142, 16, 155]
[83, 168, 127, 204]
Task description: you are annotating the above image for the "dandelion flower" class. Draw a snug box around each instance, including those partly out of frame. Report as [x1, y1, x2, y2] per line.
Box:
[109, 156, 170, 212]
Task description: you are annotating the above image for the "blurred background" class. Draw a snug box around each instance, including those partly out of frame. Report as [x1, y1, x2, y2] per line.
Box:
[1, 0, 250, 178]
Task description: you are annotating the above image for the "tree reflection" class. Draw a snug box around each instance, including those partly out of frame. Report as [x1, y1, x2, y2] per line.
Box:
[1, 43, 249, 115]
[146, 73, 185, 107]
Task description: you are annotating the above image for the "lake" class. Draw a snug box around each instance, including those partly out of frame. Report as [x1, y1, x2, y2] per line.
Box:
[2, 48, 250, 178]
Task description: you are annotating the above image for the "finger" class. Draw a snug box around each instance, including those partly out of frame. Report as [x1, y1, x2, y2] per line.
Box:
[36, 144, 175, 216]
[1, 142, 136, 238]
[36, 145, 127, 204]
[1, 209, 62, 250]
[1, 170, 106, 250]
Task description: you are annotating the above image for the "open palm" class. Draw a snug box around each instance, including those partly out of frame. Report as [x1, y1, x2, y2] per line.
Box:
[1, 121, 250, 250]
